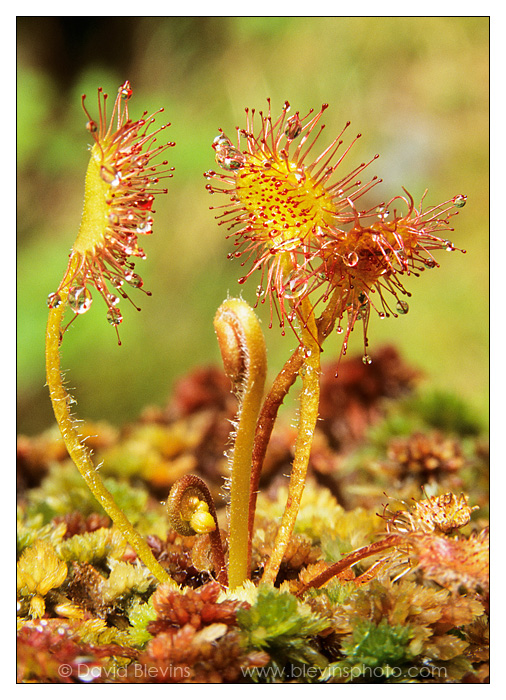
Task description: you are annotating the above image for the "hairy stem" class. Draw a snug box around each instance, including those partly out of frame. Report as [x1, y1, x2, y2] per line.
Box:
[45, 269, 173, 585]
[247, 346, 304, 572]
[214, 299, 267, 589]
[247, 289, 345, 573]
[261, 298, 321, 585]
[167, 475, 228, 587]
[296, 535, 402, 596]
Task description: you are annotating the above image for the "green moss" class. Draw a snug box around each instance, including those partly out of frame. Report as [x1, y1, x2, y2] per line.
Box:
[26, 463, 149, 525]
[237, 584, 329, 675]
[305, 579, 357, 606]
[17, 510, 67, 557]
[407, 390, 484, 436]
[322, 618, 414, 682]
[127, 597, 157, 647]
[343, 617, 414, 667]
[362, 389, 484, 459]
[101, 561, 153, 604]
[57, 528, 125, 566]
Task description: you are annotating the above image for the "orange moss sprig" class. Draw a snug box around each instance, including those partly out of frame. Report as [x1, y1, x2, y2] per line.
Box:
[45, 82, 174, 584]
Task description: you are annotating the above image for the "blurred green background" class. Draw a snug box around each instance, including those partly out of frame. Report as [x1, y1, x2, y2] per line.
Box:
[17, 17, 489, 435]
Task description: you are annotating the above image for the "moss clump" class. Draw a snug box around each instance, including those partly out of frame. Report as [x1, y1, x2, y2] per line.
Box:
[237, 584, 329, 677]
[57, 528, 126, 566]
[17, 540, 68, 618]
[324, 617, 415, 681]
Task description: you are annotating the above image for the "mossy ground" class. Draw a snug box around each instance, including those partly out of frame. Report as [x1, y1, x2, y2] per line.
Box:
[17, 348, 488, 683]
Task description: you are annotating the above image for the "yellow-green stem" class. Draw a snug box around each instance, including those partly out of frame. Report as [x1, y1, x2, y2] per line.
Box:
[45, 267, 173, 586]
[261, 298, 321, 584]
[214, 299, 267, 589]
[246, 287, 347, 571]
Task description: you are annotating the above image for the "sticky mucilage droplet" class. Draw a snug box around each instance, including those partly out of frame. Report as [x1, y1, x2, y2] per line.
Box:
[345, 251, 359, 267]
[47, 292, 62, 309]
[68, 286, 92, 314]
[107, 307, 123, 326]
[284, 113, 302, 140]
[396, 300, 409, 315]
[212, 133, 246, 171]
[452, 194, 467, 208]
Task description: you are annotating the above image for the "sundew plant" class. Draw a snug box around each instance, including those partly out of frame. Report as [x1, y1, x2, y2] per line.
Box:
[204, 99, 466, 588]
[45, 82, 175, 583]
[45, 83, 467, 591]
[19, 79, 488, 684]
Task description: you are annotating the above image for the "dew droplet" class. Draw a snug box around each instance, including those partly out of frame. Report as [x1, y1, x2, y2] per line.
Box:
[444, 240, 454, 252]
[345, 251, 359, 267]
[284, 271, 309, 299]
[256, 285, 264, 297]
[223, 156, 243, 170]
[452, 194, 467, 208]
[424, 258, 438, 269]
[136, 222, 152, 234]
[396, 300, 409, 315]
[127, 273, 143, 288]
[212, 133, 232, 149]
[47, 292, 62, 309]
[362, 354, 372, 365]
[120, 81, 133, 98]
[294, 169, 306, 184]
[107, 293, 120, 306]
[284, 113, 302, 140]
[213, 133, 246, 171]
[100, 166, 119, 184]
[68, 286, 92, 314]
[111, 276, 124, 289]
[107, 307, 123, 326]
